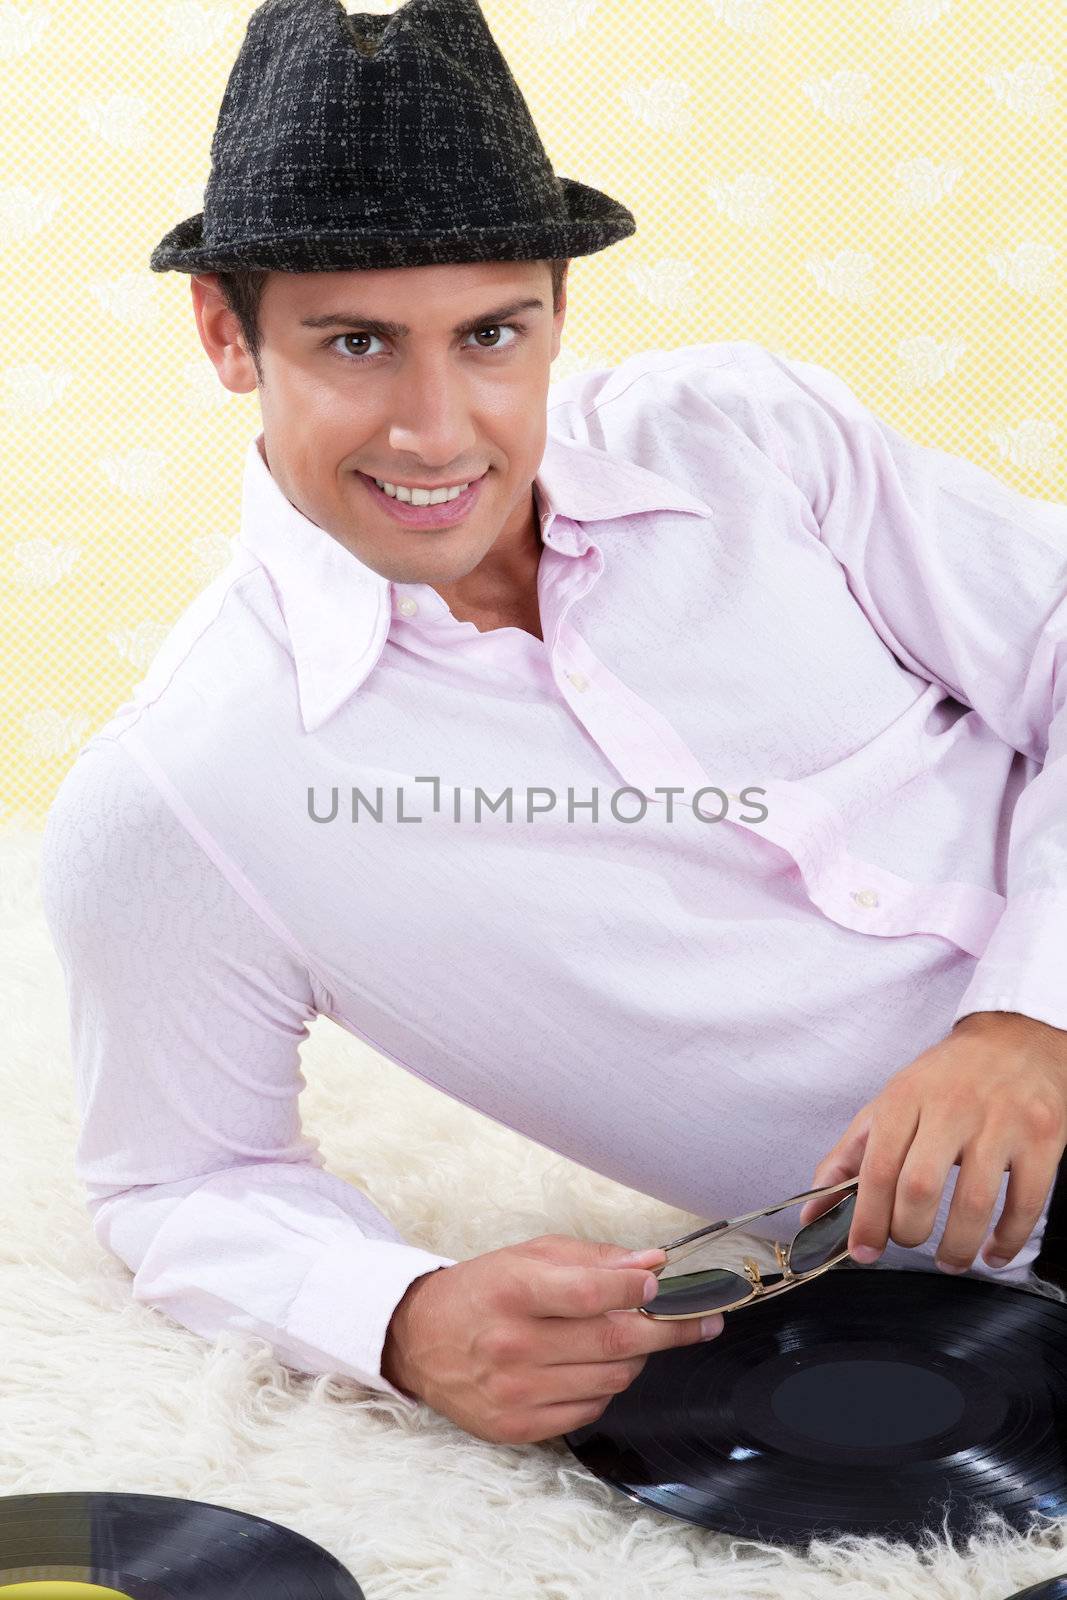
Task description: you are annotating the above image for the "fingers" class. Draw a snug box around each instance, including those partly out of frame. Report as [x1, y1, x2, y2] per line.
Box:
[977, 1152, 1058, 1271]
[496, 1396, 620, 1445]
[518, 1259, 664, 1320]
[846, 1099, 920, 1263]
[507, 1306, 724, 1445]
[889, 1139, 976, 1261]
[536, 1300, 725, 1368]
[481, 1353, 649, 1416]
[913, 1152, 1002, 1273]
[512, 1316, 726, 1444]
[852, 1133, 1054, 1274]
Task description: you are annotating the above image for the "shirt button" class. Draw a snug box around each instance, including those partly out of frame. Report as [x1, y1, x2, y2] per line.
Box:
[851, 888, 880, 908]
[397, 596, 418, 616]
[566, 671, 590, 692]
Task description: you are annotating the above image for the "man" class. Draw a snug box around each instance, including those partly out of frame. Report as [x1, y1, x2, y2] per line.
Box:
[41, 0, 1067, 1450]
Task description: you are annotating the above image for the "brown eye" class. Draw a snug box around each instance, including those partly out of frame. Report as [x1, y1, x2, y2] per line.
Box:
[471, 323, 521, 350]
[329, 332, 381, 360]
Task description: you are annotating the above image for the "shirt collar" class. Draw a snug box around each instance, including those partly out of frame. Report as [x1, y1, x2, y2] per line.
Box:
[236, 425, 712, 734]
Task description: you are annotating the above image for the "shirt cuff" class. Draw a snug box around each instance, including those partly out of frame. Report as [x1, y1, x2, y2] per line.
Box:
[951, 889, 1067, 1035]
[285, 1237, 459, 1405]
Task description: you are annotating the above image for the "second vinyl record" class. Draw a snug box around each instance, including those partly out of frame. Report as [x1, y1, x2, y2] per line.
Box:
[0, 1491, 366, 1598]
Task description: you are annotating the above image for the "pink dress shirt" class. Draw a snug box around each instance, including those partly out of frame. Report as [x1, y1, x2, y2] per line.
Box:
[40, 339, 1067, 1406]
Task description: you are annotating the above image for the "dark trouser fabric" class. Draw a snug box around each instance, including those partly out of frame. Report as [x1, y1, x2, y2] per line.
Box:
[1034, 1155, 1067, 1293]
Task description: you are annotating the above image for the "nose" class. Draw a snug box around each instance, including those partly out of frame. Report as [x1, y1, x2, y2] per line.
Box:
[386, 358, 480, 471]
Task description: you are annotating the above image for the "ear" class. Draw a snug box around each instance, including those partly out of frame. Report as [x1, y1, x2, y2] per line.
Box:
[190, 273, 259, 395]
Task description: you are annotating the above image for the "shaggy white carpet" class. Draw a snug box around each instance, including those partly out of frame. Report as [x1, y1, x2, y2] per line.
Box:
[4, 823, 1067, 1600]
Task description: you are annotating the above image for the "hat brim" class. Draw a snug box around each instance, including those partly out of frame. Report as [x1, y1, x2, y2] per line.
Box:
[149, 177, 635, 273]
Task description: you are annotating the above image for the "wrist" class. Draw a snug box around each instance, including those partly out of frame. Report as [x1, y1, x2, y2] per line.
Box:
[380, 1270, 437, 1399]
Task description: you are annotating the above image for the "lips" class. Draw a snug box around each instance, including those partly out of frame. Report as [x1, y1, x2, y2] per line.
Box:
[356, 468, 486, 527]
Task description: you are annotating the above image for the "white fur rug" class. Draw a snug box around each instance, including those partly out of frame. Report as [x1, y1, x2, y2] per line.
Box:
[5, 823, 1067, 1599]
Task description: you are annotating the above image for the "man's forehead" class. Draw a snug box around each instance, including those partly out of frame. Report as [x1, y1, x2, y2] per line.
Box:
[274, 259, 548, 307]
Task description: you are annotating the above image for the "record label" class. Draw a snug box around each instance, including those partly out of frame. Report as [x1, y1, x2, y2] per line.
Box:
[0, 1588, 133, 1597]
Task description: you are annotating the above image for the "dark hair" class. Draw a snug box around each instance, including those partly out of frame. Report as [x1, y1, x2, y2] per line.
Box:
[211, 256, 570, 382]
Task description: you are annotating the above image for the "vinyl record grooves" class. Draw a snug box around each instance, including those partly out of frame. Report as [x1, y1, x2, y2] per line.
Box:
[565, 1266, 1067, 1549]
[0, 1491, 366, 1598]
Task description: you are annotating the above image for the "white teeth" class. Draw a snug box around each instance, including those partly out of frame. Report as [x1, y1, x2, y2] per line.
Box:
[373, 477, 471, 505]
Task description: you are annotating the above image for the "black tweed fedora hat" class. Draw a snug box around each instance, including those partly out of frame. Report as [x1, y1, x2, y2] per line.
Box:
[149, 0, 636, 274]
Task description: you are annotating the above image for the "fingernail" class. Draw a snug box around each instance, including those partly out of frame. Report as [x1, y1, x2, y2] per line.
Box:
[699, 1315, 724, 1339]
[937, 1259, 965, 1275]
[851, 1245, 880, 1264]
[620, 1248, 666, 1265]
[642, 1275, 659, 1304]
[985, 1254, 1010, 1269]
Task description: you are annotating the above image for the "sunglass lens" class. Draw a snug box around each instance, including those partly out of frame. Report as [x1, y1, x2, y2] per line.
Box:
[788, 1191, 856, 1274]
[642, 1265, 751, 1317]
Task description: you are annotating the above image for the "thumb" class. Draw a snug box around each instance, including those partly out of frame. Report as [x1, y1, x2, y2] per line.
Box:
[796, 1164, 857, 1222]
[798, 1110, 874, 1223]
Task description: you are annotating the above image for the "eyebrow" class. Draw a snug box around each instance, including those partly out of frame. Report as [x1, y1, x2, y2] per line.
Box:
[299, 296, 546, 339]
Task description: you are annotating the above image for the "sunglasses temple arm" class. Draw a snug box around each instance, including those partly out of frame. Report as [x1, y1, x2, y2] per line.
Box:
[659, 1219, 732, 1254]
[657, 1178, 859, 1255]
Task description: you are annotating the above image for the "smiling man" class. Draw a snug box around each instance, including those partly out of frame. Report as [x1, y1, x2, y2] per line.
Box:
[193, 258, 566, 641]
[40, 0, 1067, 1452]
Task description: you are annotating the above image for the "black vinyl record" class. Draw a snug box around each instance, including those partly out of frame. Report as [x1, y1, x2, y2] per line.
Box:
[564, 1264, 1067, 1550]
[0, 1491, 365, 1598]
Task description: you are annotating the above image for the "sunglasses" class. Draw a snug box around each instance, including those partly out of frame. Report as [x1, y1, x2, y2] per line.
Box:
[639, 1178, 861, 1320]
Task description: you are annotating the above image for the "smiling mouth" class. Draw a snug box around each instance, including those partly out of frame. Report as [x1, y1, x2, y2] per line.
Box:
[362, 470, 486, 502]
[356, 468, 488, 526]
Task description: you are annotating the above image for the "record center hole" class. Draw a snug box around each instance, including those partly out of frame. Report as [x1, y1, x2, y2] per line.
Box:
[771, 1359, 965, 1448]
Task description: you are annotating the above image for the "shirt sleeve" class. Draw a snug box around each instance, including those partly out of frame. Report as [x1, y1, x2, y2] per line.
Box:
[38, 736, 458, 1404]
[737, 342, 1067, 1033]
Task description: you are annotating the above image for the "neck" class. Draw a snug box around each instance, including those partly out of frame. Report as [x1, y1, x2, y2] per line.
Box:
[430, 485, 545, 638]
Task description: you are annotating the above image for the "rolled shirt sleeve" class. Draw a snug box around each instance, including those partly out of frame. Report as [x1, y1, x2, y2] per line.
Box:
[39, 736, 457, 1403]
[742, 343, 1067, 1031]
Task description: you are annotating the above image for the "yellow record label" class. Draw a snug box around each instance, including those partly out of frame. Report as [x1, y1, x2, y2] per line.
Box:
[0, 1586, 133, 1597]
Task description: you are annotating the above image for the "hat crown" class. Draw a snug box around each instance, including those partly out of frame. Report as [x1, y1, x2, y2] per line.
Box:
[341, 7, 408, 59]
[200, 0, 562, 243]
[149, 0, 636, 274]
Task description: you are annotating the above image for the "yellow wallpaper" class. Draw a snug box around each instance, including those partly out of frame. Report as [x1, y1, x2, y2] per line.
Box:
[4, 0, 1064, 825]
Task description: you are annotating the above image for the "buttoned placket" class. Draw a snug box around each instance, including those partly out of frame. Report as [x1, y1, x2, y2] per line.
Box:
[391, 514, 1005, 964]
[535, 532, 1005, 962]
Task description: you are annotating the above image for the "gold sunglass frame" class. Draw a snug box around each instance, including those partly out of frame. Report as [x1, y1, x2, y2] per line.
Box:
[639, 1177, 861, 1321]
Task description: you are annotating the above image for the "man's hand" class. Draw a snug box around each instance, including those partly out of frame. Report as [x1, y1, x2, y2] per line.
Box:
[797, 1010, 1067, 1274]
[380, 1233, 725, 1445]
